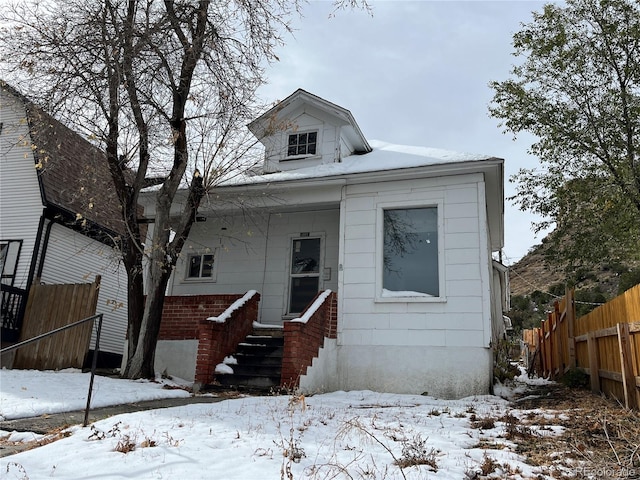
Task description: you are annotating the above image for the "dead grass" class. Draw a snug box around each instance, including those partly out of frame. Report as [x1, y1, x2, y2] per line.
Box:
[0, 426, 71, 455]
[470, 415, 496, 430]
[507, 382, 640, 478]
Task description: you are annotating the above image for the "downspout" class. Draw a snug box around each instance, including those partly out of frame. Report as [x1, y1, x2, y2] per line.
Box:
[19, 212, 47, 336]
[337, 184, 347, 340]
[35, 216, 55, 279]
[25, 213, 46, 289]
[27, 125, 49, 289]
[259, 212, 272, 323]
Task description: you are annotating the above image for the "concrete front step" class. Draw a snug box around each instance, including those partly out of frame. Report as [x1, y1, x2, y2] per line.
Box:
[213, 329, 284, 390]
[216, 373, 282, 389]
[231, 363, 281, 377]
[242, 335, 285, 347]
[251, 325, 284, 338]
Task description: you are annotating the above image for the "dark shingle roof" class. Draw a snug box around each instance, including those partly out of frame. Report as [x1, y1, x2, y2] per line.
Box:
[4, 82, 127, 238]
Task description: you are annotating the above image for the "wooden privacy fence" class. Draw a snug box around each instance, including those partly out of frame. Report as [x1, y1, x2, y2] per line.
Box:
[13, 276, 101, 370]
[524, 284, 640, 410]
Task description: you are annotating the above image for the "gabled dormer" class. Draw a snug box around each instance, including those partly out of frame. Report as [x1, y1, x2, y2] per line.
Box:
[248, 89, 371, 174]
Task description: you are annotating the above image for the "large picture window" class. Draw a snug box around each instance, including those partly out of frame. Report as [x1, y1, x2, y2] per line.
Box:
[383, 207, 439, 297]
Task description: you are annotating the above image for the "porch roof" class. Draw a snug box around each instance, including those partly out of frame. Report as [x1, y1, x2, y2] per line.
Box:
[203, 140, 504, 251]
[146, 139, 505, 251]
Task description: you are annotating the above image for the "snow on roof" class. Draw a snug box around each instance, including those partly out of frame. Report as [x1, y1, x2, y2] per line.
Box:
[369, 140, 490, 162]
[221, 139, 494, 187]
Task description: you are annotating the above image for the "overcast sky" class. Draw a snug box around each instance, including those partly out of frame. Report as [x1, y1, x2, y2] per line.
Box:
[257, 0, 551, 264]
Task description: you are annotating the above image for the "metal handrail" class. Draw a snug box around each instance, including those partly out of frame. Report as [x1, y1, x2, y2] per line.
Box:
[0, 313, 104, 426]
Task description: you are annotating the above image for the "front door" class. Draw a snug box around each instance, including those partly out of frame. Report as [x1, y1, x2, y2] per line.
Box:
[288, 237, 322, 314]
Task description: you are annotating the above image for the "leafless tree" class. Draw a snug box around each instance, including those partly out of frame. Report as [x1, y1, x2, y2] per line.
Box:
[1, 0, 367, 378]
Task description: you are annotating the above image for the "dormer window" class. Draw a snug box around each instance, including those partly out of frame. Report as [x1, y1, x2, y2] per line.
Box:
[287, 131, 317, 157]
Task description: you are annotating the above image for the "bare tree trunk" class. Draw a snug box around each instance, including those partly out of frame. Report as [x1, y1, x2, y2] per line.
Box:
[2, 0, 353, 380]
[123, 246, 145, 374]
[126, 265, 171, 378]
[125, 176, 177, 378]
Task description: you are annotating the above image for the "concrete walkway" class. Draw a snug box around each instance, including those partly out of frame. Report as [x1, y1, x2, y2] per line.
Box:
[0, 395, 229, 458]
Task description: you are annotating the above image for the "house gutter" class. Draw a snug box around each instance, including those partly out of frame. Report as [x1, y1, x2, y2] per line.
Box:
[27, 204, 122, 287]
[43, 203, 122, 248]
[209, 158, 504, 192]
[142, 159, 504, 235]
[142, 159, 503, 200]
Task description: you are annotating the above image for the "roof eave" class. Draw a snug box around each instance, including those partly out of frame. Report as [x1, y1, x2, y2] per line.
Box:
[248, 89, 371, 153]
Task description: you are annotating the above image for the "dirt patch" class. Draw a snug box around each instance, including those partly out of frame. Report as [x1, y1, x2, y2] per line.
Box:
[507, 382, 640, 479]
[0, 427, 72, 457]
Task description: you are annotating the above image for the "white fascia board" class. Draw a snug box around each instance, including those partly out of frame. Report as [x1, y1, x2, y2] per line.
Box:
[143, 160, 503, 226]
[248, 89, 371, 153]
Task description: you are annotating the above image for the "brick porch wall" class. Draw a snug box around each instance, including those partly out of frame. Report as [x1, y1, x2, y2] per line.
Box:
[281, 291, 337, 388]
[158, 294, 246, 341]
[194, 292, 260, 385]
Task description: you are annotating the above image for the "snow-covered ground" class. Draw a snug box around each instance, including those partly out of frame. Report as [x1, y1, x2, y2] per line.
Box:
[0, 369, 191, 421]
[1, 368, 560, 479]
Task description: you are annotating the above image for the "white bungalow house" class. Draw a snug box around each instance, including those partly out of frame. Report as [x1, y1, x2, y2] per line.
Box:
[0, 82, 129, 367]
[143, 89, 508, 399]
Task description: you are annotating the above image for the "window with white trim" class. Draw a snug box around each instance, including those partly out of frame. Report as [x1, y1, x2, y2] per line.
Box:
[382, 207, 439, 297]
[288, 237, 322, 314]
[186, 252, 216, 280]
[287, 131, 317, 157]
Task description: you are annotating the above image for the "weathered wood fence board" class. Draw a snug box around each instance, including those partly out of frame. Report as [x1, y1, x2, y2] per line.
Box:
[13, 277, 101, 370]
[525, 284, 640, 410]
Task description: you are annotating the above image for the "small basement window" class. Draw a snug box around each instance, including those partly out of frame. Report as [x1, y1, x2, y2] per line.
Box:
[287, 131, 317, 157]
[186, 253, 216, 279]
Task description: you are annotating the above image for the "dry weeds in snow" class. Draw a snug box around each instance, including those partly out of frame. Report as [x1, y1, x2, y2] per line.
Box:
[505, 382, 640, 479]
[2, 378, 639, 480]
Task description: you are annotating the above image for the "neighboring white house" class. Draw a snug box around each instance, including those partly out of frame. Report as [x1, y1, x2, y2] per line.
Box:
[142, 89, 509, 398]
[0, 82, 128, 367]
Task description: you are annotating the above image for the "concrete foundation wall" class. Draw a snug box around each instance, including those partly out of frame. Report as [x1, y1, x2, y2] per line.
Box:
[298, 338, 339, 393]
[154, 340, 198, 382]
[336, 345, 492, 399]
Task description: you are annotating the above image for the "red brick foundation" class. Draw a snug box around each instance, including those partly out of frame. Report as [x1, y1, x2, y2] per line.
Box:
[157, 293, 260, 385]
[194, 292, 260, 385]
[281, 291, 337, 388]
[158, 294, 245, 341]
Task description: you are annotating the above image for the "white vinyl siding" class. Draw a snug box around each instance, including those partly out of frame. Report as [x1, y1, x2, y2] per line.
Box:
[168, 209, 340, 325]
[0, 88, 45, 289]
[2, 87, 129, 358]
[340, 174, 490, 348]
[39, 223, 128, 355]
[333, 173, 494, 397]
[262, 109, 340, 173]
